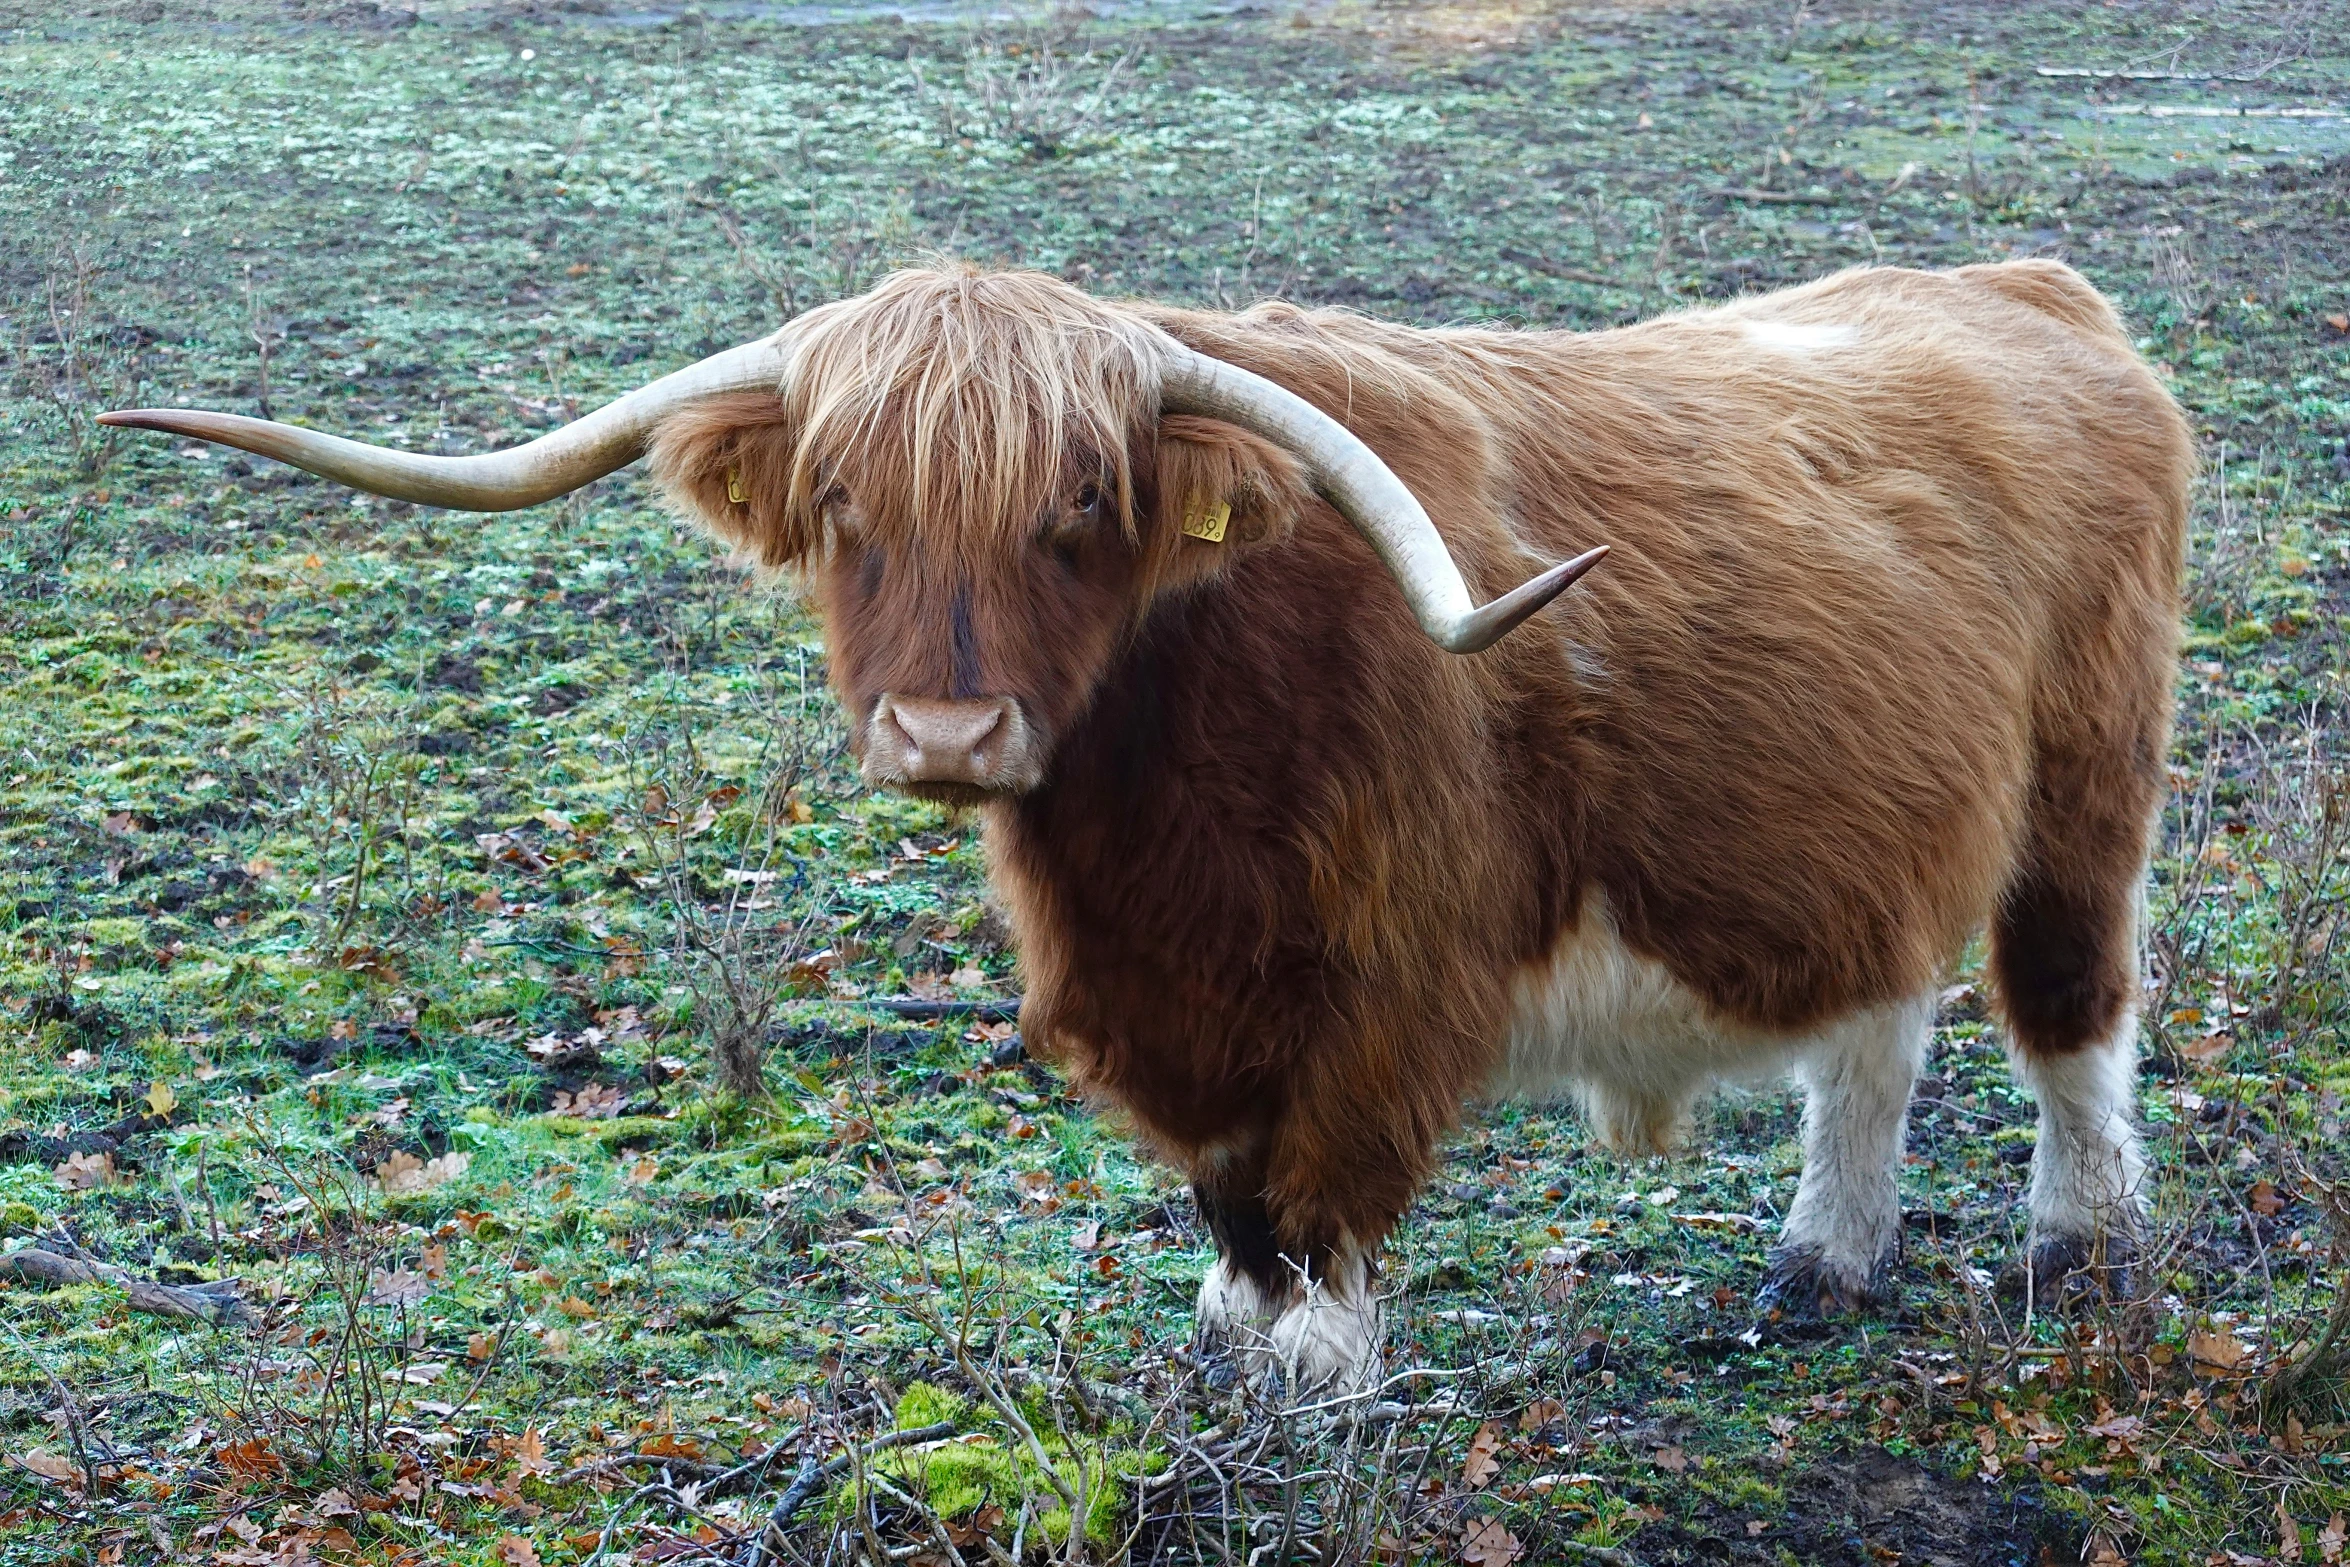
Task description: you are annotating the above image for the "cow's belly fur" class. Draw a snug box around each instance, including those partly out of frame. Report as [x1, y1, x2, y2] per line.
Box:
[1493, 897, 1813, 1145]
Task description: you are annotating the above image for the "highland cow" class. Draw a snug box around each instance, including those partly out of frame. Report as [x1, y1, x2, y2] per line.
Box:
[105, 257, 2192, 1389]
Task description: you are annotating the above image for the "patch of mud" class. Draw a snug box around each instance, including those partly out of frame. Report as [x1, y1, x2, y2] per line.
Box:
[1641, 1447, 2067, 1567]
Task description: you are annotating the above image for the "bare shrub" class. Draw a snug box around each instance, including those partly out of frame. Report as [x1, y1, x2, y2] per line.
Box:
[6, 239, 149, 477]
[2243, 728, 2350, 1039]
[702, 174, 917, 325]
[287, 680, 427, 960]
[751, 1146, 1627, 1566]
[909, 35, 1141, 161]
[2184, 439, 2270, 630]
[2148, 227, 2207, 325]
[622, 675, 834, 1099]
[196, 1136, 501, 1489]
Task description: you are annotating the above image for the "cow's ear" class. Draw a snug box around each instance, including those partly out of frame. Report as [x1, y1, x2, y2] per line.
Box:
[1144, 415, 1310, 589]
[648, 392, 817, 567]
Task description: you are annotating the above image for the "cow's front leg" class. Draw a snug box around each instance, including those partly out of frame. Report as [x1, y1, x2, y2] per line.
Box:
[1189, 1147, 1283, 1377]
[1761, 992, 1932, 1314]
[1263, 1239, 1381, 1394]
[1190, 1149, 1383, 1394]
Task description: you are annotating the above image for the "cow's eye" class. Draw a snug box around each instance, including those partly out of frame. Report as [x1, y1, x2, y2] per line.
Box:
[821, 484, 860, 543]
[1042, 484, 1102, 566]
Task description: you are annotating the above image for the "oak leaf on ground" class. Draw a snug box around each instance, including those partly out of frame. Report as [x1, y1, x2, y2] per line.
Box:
[1460, 1516, 1522, 1566]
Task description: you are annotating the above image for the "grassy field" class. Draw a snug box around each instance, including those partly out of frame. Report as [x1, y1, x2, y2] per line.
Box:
[2, 0, 2347, 1562]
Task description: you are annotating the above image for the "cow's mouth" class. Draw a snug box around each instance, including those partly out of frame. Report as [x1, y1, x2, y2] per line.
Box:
[892, 779, 1014, 810]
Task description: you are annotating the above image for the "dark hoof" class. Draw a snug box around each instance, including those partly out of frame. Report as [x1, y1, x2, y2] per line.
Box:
[1190, 1331, 1243, 1391]
[2015, 1232, 2138, 1306]
[1758, 1245, 1893, 1318]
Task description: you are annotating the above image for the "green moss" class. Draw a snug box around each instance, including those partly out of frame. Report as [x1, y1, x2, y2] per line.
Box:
[867, 1433, 1162, 1547]
[879, 1438, 1020, 1523]
[895, 1381, 968, 1431]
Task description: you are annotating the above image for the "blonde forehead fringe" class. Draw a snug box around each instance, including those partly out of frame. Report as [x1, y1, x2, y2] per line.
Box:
[779, 267, 1167, 550]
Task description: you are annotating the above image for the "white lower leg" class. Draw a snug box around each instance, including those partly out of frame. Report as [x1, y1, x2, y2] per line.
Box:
[2011, 1015, 2146, 1253]
[1263, 1241, 1381, 1394]
[1195, 1256, 1278, 1352]
[1773, 993, 1932, 1304]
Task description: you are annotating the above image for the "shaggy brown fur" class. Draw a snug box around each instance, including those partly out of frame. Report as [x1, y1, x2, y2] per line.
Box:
[651, 260, 2191, 1302]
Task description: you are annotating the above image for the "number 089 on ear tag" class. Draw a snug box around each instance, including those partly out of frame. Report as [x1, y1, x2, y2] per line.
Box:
[1181, 496, 1231, 543]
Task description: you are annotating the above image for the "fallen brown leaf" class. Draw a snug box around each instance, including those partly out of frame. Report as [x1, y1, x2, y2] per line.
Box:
[2189, 1328, 2252, 1372]
[504, 1428, 555, 1477]
[53, 1149, 115, 1190]
[365, 1267, 430, 1307]
[1519, 1397, 1566, 1431]
[552, 1082, 625, 1119]
[1462, 1421, 1505, 1489]
[8, 1451, 81, 1486]
[946, 1502, 1006, 1548]
[1460, 1515, 1522, 1566]
[215, 1437, 283, 1486]
[2179, 1031, 2233, 1063]
[376, 1150, 470, 1195]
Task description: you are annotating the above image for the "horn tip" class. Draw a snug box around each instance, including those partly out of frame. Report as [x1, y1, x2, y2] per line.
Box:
[98, 408, 200, 433]
[1440, 542, 1611, 654]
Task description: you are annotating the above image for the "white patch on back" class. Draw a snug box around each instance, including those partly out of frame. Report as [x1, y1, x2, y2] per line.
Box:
[1741, 320, 1858, 353]
[1494, 895, 1804, 1152]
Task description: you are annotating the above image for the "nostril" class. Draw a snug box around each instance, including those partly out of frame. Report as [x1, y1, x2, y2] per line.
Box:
[874, 700, 917, 762]
[966, 706, 1005, 758]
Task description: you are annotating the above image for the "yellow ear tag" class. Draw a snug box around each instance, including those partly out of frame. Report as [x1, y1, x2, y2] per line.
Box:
[1180, 495, 1231, 543]
[725, 467, 749, 506]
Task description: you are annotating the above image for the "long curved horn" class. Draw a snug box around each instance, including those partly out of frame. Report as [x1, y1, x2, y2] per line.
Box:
[1158, 346, 1604, 655]
[97, 334, 793, 512]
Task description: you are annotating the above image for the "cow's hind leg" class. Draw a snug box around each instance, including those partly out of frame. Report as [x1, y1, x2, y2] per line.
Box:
[2007, 1017, 2145, 1298]
[1992, 824, 2150, 1299]
[1761, 994, 1932, 1315]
